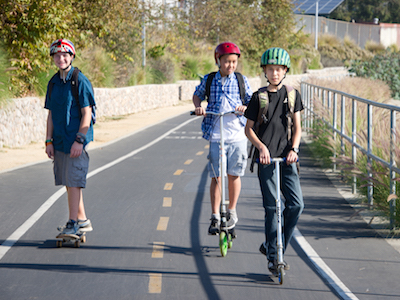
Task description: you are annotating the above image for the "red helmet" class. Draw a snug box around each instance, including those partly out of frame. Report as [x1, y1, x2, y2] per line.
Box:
[214, 42, 241, 64]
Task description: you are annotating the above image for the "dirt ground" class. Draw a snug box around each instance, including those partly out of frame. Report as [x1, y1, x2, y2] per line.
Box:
[0, 100, 195, 173]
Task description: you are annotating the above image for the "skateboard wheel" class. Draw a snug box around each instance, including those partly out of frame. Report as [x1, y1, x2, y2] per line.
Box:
[74, 241, 80, 248]
[56, 240, 62, 248]
[81, 235, 86, 243]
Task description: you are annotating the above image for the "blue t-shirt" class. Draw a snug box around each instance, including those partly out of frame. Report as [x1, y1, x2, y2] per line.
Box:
[44, 66, 96, 154]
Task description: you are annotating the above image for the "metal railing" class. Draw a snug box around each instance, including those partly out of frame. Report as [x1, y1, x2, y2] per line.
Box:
[301, 82, 400, 228]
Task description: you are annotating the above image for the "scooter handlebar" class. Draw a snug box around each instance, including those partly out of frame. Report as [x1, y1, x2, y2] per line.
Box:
[256, 157, 299, 164]
[190, 110, 243, 116]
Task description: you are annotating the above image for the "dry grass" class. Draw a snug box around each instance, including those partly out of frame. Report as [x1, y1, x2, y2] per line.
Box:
[306, 76, 400, 227]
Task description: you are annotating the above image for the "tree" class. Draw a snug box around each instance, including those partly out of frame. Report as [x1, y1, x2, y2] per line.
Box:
[330, 0, 400, 23]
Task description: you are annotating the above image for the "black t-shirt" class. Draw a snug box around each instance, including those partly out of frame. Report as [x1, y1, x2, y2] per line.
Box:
[244, 85, 304, 158]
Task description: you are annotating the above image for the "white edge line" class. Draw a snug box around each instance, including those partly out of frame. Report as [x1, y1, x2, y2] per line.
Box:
[0, 117, 195, 261]
[293, 227, 359, 300]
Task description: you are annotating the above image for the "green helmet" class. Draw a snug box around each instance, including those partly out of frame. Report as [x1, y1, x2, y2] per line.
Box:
[260, 47, 291, 71]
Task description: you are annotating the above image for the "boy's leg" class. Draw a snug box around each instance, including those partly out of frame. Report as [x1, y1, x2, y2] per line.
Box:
[281, 163, 304, 250]
[227, 175, 241, 211]
[257, 163, 278, 261]
[210, 177, 221, 215]
[225, 140, 247, 227]
[66, 187, 87, 221]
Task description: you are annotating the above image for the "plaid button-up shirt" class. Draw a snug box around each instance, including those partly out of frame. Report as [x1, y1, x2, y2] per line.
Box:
[194, 71, 252, 141]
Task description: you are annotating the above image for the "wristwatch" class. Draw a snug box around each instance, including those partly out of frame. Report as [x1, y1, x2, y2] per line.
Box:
[291, 147, 299, 154]
[75, 135, 85, 144]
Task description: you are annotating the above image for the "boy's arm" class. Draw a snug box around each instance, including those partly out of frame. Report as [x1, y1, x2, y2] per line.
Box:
[193, 94, 205, 116]
[286, 111, 301, 164]
[45, 111, 54, 159]
[245, 119, 271, 165]
[70, 106, 92, 158]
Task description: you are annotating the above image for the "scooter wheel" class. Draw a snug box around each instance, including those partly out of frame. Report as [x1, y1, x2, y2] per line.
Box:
[278, 266, 284, 285]
[227, 233, 233, 249]
[219, 231, 228, 257]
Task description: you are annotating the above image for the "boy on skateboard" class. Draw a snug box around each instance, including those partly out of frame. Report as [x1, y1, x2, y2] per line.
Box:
[45, 39, 95, 236]
[244, 48, 304, 275]
[193, 42, 252, 235]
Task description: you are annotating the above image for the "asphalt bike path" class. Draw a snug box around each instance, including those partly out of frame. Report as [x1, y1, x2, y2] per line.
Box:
[0, 112, 399, 299]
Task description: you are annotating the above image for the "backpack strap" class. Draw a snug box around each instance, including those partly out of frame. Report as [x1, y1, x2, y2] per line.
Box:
[284, 85, 296, 140]
[249, 87, 269, 172]
[205, 72, 217, 101]
[71, 67, 81, 106]
[235, 72, 246, 104]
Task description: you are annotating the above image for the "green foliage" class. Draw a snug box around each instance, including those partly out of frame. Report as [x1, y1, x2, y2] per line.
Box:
[330, 0, 400, 23]
[349, 51, 400, 99]
[0, 45, 12, 106]
[74, 46, 116, 88]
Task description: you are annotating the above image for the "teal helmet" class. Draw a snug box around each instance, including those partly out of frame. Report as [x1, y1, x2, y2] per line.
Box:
[260, 47, 290, 71]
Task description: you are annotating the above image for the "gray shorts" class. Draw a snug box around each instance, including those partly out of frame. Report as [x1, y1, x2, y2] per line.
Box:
[208, 139, 248, 178]
[54, 150, 89, 188]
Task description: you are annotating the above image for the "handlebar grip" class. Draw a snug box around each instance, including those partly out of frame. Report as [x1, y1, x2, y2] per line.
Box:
[190, 111, 196, 115]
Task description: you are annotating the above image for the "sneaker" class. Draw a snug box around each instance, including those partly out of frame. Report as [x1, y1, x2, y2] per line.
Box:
[60, 220, 79, 235]
[208, 217, 220, 235]
[226, 211, 238, 229]
[260, 242, 290, 270]
[268, 260, 278, 277]
[77, 219, 93, 232]
[57, 219, 93, 232]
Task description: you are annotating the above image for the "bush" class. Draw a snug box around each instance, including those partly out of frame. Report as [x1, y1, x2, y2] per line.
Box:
[0, 45, 12, 107]
[349, 50, 400, 99]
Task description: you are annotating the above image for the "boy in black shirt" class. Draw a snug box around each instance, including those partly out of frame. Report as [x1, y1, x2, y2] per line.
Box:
[244, 48, 304, 276]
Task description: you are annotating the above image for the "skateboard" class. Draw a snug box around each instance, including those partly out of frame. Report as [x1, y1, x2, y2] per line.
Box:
[56, 231, 86, 248]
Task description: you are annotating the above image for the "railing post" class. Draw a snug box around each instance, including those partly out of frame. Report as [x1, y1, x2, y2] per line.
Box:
[390, 110, 397, 229]
[341, 95, 345, 156]
[333, 93, 337, 172]
[352, 99, 357, 194]
[367, 104, 373, 206]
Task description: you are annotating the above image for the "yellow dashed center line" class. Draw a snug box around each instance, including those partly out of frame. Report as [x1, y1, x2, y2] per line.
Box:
[174, 169, 184, 175]
[157, 217, 169, 231]
[163, 197, 172, 207]
[184, 159, 193, 165]
[204, 144, 209, 149]
[148, 273, 162, 293]
[196, 151, 204, 156]
[164, 183, 173, 190]
[152, 242, 165, 258]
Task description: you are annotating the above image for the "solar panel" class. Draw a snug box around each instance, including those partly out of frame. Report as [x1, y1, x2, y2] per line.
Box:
[292, 0, 345, 15]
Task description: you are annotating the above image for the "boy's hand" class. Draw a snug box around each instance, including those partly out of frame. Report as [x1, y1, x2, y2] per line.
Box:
[45, 144, 54, 160]
[286, 150, 298, 164]
[70, 142, 83, 158]
[235, 105, 247, 113]
[194, 106, 206, 116]
[258, 145, 271, 165]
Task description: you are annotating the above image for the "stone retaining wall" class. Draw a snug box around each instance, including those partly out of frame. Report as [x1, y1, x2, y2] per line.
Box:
[0, 68, 347, 148]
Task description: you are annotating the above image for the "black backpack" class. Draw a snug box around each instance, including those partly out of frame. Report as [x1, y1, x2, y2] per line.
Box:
[48, 67, 96, 124]
[205, 71, 246, 104]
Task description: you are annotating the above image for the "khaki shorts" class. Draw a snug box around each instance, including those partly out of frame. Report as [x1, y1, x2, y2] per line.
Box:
[54, 150, 89, 188]
[208, 139, 248, 178]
